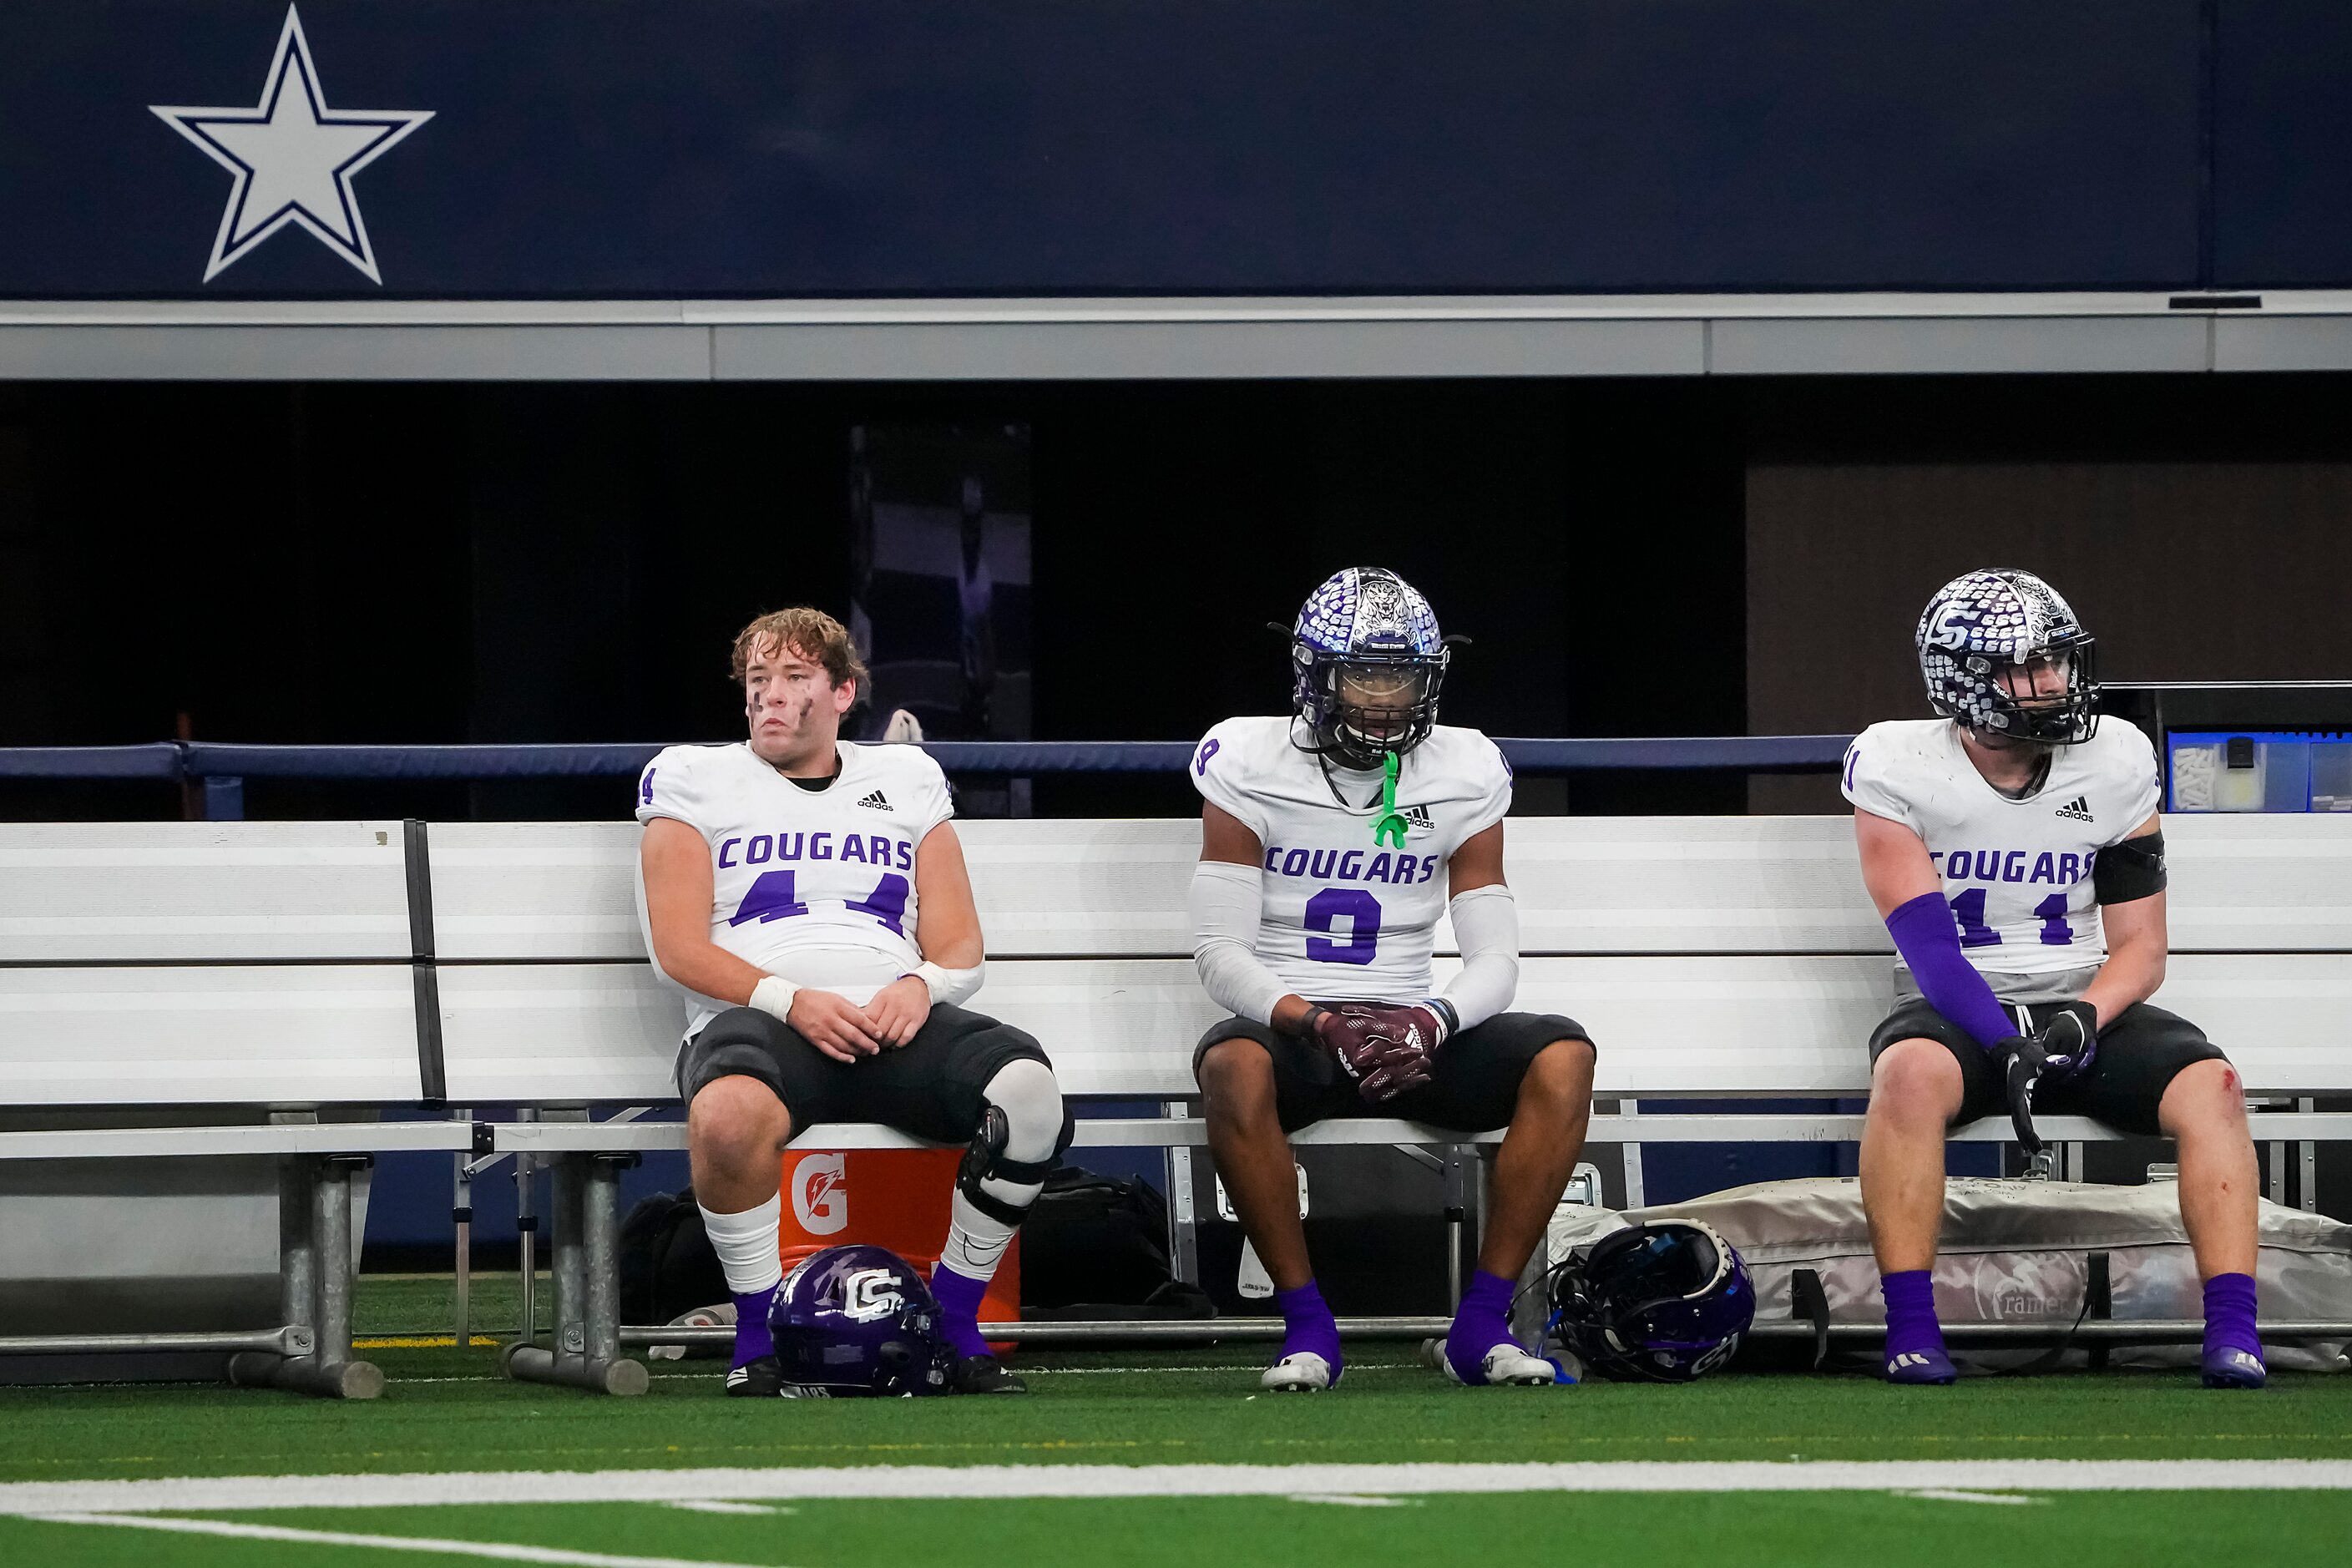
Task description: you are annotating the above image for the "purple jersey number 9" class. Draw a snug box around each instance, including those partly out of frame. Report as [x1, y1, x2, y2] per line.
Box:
[1303, 888, 1382, 965]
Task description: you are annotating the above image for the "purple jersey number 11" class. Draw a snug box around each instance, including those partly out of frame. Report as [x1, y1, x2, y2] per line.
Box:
[1948, 887, 2074, 948]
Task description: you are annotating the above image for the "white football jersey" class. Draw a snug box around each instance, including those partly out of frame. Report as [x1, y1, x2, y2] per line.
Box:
[635, 740, 955, 1037]
[1191, 716, 1512, 1004]
[1842, 717, 2162, 977]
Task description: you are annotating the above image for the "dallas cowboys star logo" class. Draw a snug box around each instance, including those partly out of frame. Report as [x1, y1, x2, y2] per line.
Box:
[150, 6, 431, 284]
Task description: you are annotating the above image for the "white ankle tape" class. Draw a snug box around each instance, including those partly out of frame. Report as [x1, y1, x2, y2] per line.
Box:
[698, 1192, 784, 1297]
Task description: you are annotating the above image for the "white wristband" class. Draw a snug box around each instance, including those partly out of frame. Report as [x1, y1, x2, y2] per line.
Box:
[748, 974, 800, 1023]
[913, 961, 984, 1007]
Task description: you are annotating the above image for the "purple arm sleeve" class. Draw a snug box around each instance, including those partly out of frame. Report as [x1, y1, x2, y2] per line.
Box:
[1884, 890, 2016, 1050]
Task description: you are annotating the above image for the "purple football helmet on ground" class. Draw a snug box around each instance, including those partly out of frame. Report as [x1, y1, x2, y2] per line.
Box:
[1545, 1219, 1754, 1383]
[769, 1244, 956, 1398]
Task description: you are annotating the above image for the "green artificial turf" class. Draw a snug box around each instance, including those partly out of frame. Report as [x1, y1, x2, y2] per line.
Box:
[5, 1338, 2351, 1485]
[8, 1272, 2351, 1568]
[7, 1492, 2352, 1568]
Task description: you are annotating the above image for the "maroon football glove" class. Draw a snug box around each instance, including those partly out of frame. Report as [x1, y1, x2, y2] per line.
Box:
[1307, 1002, 1449, 1105]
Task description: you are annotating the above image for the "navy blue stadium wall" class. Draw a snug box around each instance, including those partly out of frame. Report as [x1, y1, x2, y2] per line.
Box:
[4, 1, 2351, 299]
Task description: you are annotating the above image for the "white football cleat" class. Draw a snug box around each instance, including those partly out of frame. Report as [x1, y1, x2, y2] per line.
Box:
[1444, 1341, 1561, 1387]
[1261, 1352, 1337, 1393]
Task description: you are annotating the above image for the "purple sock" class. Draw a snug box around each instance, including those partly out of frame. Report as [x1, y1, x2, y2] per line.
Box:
[731, 1285, 777, 1369]
[2203, 1272, 2261, 1359]
[1274, 1280, 1343, 1386]
[1444, 1269, 1520, 1384]
[1880, 1268, 1953, 1378]
[929, 1263, 994, 1359]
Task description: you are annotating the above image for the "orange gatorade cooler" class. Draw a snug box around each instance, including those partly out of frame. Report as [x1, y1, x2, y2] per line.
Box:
[776, 1148, 1019, 1343]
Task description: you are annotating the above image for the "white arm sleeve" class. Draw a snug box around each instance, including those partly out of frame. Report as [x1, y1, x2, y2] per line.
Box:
[1439, 884, 1520, 1031]
[1190, 859, 1290, 1027]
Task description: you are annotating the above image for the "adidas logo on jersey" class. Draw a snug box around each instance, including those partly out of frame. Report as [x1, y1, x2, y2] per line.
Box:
[1401, 803, 1434, 830]
[2054, 795, 2094, 823]
[856, 790, 893, 812]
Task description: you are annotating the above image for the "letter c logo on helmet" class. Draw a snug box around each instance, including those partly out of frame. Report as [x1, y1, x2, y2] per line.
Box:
[1924, 601, 1976, 652]
[842, 1268, 905, 1323]
[770, 1243, 954, 1398]
[1914, 568, 2101, 746]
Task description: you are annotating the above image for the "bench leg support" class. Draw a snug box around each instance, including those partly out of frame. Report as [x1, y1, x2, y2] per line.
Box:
[1162, 1100, 1199, 1288]
[505, 1152, 647, 1395]
[230, 1153, 382, 1399]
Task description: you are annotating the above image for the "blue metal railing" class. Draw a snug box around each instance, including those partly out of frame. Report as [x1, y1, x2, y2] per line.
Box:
[0, 736, 1852, 820]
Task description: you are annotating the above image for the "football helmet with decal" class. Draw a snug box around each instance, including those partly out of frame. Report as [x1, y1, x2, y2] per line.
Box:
[1545, 1219, 1754, 1383]
[1288, 567, 1453, 770]
[769, 1243, 955, 1397]
[1915, 569, 2100, 745]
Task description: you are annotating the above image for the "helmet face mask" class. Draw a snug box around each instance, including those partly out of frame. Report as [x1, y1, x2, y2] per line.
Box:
[1545, 1220, 1755, 1383]
[1290, 568, 1450, 771]
[1917, 569, 2101, 746]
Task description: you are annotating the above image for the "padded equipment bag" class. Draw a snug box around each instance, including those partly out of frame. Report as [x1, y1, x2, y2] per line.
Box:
[1548, 1175, 2352, 1373]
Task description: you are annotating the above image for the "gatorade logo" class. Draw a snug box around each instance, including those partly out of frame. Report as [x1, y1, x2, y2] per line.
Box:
[791, 1152, 847, 1236]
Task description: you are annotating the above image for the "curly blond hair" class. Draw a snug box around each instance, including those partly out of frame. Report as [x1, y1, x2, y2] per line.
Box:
[729, 607, 869, 692]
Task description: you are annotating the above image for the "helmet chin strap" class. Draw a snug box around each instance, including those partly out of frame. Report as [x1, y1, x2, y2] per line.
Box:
[1371, 750, 1409, 847]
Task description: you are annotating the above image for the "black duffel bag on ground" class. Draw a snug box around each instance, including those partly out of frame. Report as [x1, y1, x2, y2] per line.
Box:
[1018, 1165, 1215, 1321]
[618, 1183, 727, 1332]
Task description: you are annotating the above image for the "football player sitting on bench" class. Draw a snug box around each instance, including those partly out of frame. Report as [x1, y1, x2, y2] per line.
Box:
[638, 608, 1065, 1398]
[1190, 568, 1596, 1393]
[1848, 569, 2264, 1388]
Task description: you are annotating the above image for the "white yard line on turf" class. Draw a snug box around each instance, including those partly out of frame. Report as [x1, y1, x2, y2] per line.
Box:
[1287, 1495, 1421, 1507]
[5, 1461, 2352, 1515]
[1899, 1490, 2045, 1506]
[665, 1501, 795, 1516]
[22, 1513, 789, 1568]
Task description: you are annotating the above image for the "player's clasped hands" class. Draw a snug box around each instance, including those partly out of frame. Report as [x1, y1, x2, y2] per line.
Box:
[1312, 1002, 1440, 1105]
[787, 989, 890, 1061]
[862, 975, 934, 1050]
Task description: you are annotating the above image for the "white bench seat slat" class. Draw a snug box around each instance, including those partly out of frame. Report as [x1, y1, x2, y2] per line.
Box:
[0, 965, 422, 1105]
[430, 950, 2352, 1108]
[966, 814, 2352, 956]
[417, 813, 2352, 964]
[489, 1110, 2352, 1158]
[10, 814, 2351, 1112]
[436, 964, 685, 1103]
[427, 822, 645, 963]
[0, 822, 410, 963]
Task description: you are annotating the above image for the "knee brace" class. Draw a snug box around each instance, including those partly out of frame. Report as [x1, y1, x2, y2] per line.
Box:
[956, 1065, 1074, 1228]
